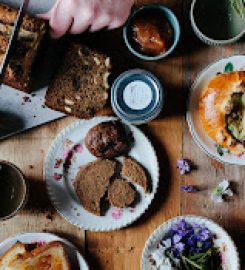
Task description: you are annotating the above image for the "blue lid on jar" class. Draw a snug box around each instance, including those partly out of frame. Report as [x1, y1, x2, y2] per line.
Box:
[111, 69, 164, 125]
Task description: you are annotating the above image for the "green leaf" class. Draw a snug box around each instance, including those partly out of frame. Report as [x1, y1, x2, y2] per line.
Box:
[224, 62, 234, 73]
[216, 145, 224, 156]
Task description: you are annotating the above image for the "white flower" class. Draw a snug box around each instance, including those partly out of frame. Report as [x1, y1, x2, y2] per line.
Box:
[150, 245, 178, 270]
[211, 179, 234, 203]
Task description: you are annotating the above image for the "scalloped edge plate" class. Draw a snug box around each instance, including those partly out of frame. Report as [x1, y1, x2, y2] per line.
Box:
[0, 232, 89, 270]
[141, 215, 240, 270]
[44, 116, 159, 231]
[187, 55, 245, 165]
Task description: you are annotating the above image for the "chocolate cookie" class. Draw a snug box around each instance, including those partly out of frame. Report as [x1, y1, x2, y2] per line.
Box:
[85, 121, 130, 158]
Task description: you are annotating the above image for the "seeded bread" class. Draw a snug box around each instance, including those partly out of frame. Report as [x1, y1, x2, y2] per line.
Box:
[73, 159, 116, 216]
[0, 3, 46, 93]
[121, 157, 149, 192]
[85, 121, 130, 158]
[108, 179, 136, 208]
[45, 43, 111, 119]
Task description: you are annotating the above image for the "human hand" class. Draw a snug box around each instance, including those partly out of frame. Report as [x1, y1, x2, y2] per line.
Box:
[39, 0, 134, 39]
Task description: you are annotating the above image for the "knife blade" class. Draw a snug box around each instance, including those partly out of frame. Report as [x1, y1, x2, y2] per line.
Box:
[0, 0, 29, 80]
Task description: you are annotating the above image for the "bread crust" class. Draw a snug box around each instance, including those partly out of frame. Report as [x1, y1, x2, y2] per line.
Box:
[199, 71, 245, 155]
[0, 242, 26, 261]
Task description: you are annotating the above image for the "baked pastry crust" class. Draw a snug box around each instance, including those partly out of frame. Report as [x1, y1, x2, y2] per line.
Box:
[0, 241, 71, 270]
[199, 71, 245, 155]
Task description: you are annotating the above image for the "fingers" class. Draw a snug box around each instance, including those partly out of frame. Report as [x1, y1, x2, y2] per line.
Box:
[108, 15, 128, 30]
[108, 0, 133, 29]
[70, 5, 95, 34]
[90, 12, 112, 32]
[49, 0, 74, 39]
[41, 0, 134, 38]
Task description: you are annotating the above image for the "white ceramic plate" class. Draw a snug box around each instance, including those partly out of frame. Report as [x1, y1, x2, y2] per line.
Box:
[0, 232, 89, 270]
[142, 215, 240, 270]
[44, 116, 159, 231]
[187, 55, 245, 165]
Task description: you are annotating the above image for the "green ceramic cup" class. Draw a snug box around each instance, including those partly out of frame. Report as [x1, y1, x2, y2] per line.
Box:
[190, 0, 245, 45]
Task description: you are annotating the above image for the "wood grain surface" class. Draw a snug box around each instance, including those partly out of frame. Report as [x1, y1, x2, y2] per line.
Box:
[0, 0, 244, 269]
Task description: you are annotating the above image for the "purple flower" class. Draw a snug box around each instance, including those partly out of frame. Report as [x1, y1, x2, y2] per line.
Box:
[177, 159, 192, 175]
[174, 242, 185, 253]
[181, 185, 198, 193]
[171, 219, 193, 238]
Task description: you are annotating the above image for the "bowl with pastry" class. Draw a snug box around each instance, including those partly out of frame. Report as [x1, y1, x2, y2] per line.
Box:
[187, 55, 245, 165]
[0, 232, 89, 270]
[44, 116, 159, 231]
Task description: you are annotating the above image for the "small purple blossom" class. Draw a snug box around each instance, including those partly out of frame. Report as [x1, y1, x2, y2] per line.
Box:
[177, 159, 191, 175]
[181, 185, 198, 193]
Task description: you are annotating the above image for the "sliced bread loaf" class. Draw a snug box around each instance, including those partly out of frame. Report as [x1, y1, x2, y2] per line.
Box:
[108, 179, 136, 208]
[0, 3, 46, 93]
[45, 43, 111, 119]
[73, 159, 116, 215]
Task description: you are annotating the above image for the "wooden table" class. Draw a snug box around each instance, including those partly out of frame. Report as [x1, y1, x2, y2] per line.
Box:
[0, 0, 244, 269]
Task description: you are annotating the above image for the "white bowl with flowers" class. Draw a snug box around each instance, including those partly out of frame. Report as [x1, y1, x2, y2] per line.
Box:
[142, 215, 239, 270]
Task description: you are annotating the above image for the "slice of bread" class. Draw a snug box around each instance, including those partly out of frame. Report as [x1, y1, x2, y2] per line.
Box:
[45, 43, 111, 119]
[121, 157, 149, 192]
[108, 179, 136, 208]
[73, 159, 116, 215]
[1, 241, 71, 270]
[0, 242, 27, 270]
[0, 3, 46, 92]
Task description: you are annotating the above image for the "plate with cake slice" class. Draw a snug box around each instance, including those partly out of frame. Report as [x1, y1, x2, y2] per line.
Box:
[0, 232, 89, 270]
[44, 116, 159, 231]
[187, 55, 245, 165]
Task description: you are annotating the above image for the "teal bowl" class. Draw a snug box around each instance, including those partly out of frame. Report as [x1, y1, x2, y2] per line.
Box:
[123, 4, 180, 61]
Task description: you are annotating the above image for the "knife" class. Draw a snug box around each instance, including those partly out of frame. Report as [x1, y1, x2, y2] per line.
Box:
[0, 0, 29, 79]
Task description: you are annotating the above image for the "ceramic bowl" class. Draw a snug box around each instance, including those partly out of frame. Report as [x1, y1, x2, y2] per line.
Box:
[190, 0, 245, 45]
[142, 215, 240, 270]
[123, 4, 180, 61]
[0, 161, 28, 221]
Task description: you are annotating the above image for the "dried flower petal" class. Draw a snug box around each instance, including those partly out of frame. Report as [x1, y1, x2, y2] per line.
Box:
[177, 159, 191, 175]
[181, 185, 198, 193]
[53, 173, 62, 181]
[74, 143, 83, 153]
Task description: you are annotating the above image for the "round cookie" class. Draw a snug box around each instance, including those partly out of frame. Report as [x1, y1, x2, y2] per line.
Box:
[84, 121, 130, 158]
